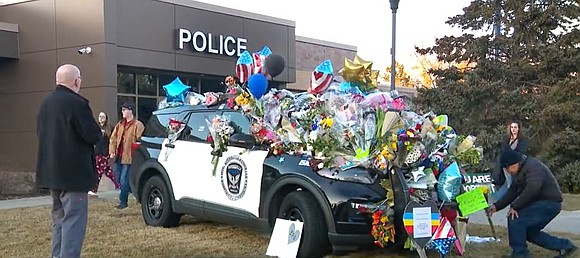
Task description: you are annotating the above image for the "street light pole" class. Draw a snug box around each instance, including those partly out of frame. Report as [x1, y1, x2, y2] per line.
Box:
[389, 0, 400, 91]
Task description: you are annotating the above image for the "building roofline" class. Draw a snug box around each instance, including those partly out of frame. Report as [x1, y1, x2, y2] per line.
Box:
[157, 0, 295, 27]
[0, 21, 18, 32]
[296, 35, 357, 52]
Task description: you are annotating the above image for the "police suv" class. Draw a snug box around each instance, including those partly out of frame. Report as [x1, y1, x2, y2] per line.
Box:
[129, 105, 411, 257]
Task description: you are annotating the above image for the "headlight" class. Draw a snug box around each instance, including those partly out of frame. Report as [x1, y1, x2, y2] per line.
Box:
[316, 166, 378, 184]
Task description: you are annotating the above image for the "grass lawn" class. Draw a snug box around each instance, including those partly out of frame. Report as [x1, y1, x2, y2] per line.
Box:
[0, 199, 578, 257]
[562, 194, 580, 211]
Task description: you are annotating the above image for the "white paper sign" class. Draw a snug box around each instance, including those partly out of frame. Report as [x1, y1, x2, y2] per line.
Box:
[266, 218, 304, 258]
[413, 207, 432, 238]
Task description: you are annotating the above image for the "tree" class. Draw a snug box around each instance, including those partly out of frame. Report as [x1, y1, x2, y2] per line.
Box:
[382, 62, 418, 88]
[415, 0, 580, 178]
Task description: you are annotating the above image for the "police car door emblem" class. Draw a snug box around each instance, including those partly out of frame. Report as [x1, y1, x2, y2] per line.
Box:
[221, 156, 248, 201]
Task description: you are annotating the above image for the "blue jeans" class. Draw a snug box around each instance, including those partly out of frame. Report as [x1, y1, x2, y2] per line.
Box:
[115, 159, 131, 207]
[508, 200, 574, 257]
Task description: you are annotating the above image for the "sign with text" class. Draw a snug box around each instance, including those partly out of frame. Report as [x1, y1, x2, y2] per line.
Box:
[456, 187, 489, 216]
[177, 28, 247, 57]
[462, 172, 496, 193]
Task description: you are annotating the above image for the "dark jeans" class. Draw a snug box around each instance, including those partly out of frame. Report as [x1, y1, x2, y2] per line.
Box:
[50, 190, 88, 258]
[508, 200, 574, 257]
[115, 158, 131, 207]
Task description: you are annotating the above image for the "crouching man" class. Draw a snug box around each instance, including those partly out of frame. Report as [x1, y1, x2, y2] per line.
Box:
[487, 149, 577, 258]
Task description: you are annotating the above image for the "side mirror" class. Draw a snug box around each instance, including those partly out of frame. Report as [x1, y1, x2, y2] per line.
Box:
[228, 133, 255, 149]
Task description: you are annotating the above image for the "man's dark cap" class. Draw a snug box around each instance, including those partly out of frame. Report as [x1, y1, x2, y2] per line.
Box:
[500, 149, 522, 168]
[121, 102, 135, 111]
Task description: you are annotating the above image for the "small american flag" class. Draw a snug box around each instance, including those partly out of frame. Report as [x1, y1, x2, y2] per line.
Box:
[253, 53, 265, 75]
[236, 63, 253, 84]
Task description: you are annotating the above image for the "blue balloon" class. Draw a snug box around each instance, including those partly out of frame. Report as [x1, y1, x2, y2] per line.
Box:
[315, 60, 333, 74]
[248, 73, 268, 99]
[162, 77, 191, 103]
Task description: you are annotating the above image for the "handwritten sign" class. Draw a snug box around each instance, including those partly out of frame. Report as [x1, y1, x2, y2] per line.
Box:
[266, 218, 303, 258]
[456, 187, 489, 216]
[462, 172, 496, 193]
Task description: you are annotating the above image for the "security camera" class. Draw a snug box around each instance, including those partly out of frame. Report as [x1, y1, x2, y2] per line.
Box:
[78, 47, 92, 55]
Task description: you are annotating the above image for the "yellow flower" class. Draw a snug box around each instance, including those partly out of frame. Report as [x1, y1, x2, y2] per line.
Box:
[235, 94, 251, 106]
[391, 142, 397, 151]
[320, 117, 334, 128]
[480, 186, 489, 195]
[380, 215, 388, 223]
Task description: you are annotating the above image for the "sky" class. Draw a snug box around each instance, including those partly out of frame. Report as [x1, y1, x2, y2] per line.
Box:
[195, 0, 474, 75]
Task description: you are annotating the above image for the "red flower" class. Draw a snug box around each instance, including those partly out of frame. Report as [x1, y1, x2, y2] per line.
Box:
[206, 135, 214, 144]
[415, 123, 422, 131]
[409, 187, 415, 194]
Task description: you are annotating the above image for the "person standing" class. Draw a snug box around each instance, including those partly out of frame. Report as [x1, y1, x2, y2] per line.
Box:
[493, 120, 529, 201]
[89, 112, 120, 197]
[109, 103, 144, 209]
[487, 150, 577, 258]
[36, 64, 102, 258]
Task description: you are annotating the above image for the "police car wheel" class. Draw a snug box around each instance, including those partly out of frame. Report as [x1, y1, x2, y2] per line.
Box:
[141, 176, 181, 228]
[279, 191, 328, 258]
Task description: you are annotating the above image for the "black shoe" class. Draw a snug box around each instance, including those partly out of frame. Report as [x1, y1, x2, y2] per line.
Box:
[556, 245, 578, 258]
[115, 204, 128, 210]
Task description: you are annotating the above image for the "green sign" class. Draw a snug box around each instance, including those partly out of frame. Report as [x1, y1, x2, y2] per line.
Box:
[456, 187, 489, 216]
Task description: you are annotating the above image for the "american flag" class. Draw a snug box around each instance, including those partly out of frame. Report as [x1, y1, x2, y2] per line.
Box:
[253, 53, 265, 75]
[309, 71, 333, 94]
[236, 63, 253, 84]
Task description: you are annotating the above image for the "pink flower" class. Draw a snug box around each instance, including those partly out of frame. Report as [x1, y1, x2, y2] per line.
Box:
[226, 98, 236, 109]
[204, 92, 219, 106]
[393, 98, 406, 110]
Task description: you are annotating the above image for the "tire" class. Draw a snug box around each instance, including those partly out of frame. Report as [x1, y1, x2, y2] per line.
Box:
[141, 176, 181, 228]
[278, 191, 328, 258]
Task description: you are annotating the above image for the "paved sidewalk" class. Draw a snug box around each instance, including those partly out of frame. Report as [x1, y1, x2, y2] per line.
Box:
[466, 208, 580, 235]
[0, 177, 121, 210]
[0, 190, 120, 210]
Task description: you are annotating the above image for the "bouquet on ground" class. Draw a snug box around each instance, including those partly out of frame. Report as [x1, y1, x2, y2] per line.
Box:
[206, 115, 234, 176]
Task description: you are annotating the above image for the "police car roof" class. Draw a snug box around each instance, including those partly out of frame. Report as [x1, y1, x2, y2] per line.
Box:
[153, 103, 233, 115]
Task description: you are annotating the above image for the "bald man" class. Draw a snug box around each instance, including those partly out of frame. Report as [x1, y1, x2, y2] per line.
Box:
[37, 64, 101, 258]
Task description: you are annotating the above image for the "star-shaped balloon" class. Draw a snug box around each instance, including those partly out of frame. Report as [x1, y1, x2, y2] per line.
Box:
[338, 55, 379, 92]
[162, 77, 191, 103]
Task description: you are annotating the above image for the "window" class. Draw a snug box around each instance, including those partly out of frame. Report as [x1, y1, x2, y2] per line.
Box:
[200, 77, 224, 94]
[117, 69, 226, 124]
[137, 97, 157, 123]
[224, 111, 251, 135]
[137, 74, 157, 96]
[117, 72, 135, 94]
[183, 112, 213, 142]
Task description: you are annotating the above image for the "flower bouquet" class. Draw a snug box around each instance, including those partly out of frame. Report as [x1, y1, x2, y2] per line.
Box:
[206, 115, 235, 176]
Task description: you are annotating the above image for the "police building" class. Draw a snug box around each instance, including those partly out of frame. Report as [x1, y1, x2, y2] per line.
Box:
[0, 0, 358, 193]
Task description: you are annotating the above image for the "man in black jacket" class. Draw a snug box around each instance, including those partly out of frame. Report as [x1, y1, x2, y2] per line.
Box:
[487, 150, 577, 258]
[36, 64, 101, 258]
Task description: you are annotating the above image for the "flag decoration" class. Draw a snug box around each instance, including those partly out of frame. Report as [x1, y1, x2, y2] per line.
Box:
[252, 46, 272, 75]
[309, 60, 334, 94]
[427, 216, 459, 258]
[236, 51, 254, 83]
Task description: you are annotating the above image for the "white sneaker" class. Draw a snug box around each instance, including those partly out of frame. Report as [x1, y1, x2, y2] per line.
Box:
[88, 191, 98, 197]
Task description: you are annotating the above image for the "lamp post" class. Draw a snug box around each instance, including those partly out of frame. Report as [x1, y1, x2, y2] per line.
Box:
[389, 0, 400, 91]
